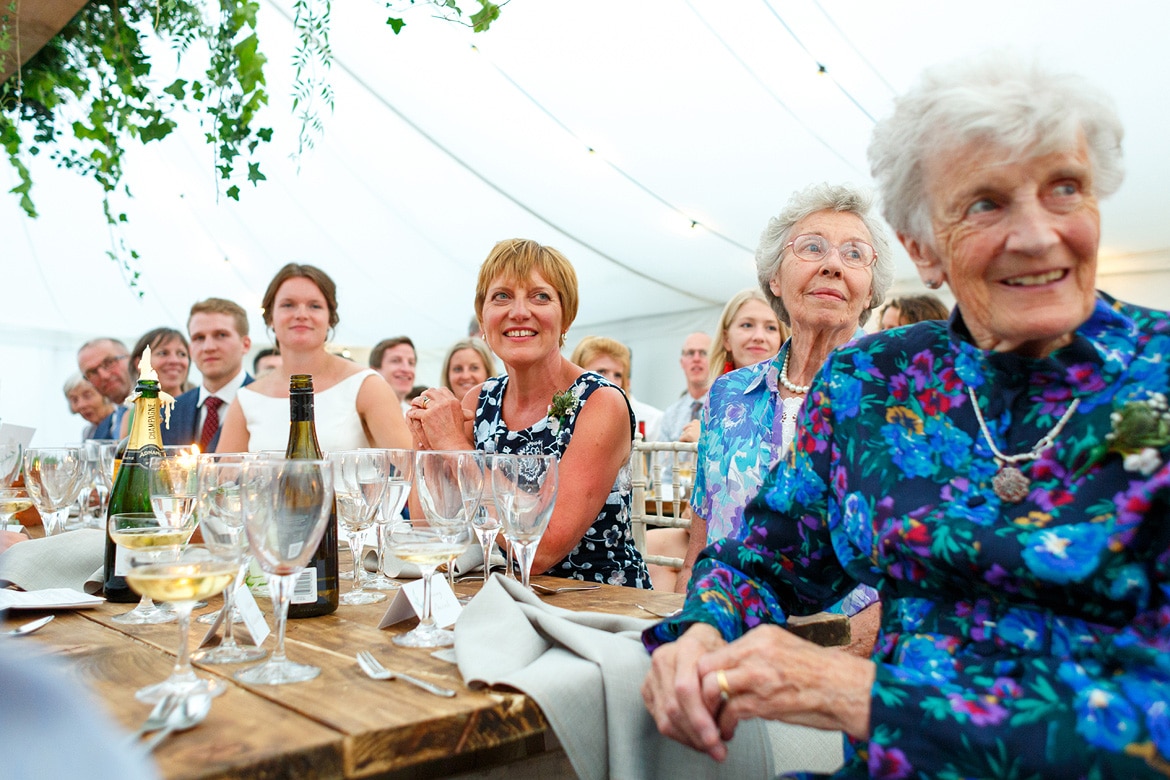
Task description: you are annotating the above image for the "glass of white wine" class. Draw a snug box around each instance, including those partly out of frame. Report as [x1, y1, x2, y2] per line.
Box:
[109, 512, 191, 625]
[492, 453, 559, 591]
[367, 448, 414, 591]
[0, 487, 32, 532]
[330, 449, 390, 606]
[388, 450, 476, 648]
[125, 543, 239, 703]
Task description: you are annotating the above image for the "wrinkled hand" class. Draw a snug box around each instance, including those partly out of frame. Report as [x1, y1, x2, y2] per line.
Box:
[641, 623, 729, 761]
[405, 388, 473, 451]
[696, 624, 875, 742]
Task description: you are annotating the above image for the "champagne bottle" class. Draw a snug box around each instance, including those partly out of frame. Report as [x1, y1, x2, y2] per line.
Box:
[285, 374, 339, 618]
[103, 380, 164, 602]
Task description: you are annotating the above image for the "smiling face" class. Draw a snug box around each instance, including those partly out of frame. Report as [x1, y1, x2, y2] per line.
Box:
[378, 344, 417, 397]
[147, 336, 190, 397]
[482, 271, 565, 368]
[771, 210, 875, 339]
[272, 276, 331, 352]
[67, 382, 113, 425]
[78, 341, 132, 402]
[723, 298, 782, 370]
[904, 139, 1100, 357]
[188, 312, 251, 389]
[446, 347, 488, 396]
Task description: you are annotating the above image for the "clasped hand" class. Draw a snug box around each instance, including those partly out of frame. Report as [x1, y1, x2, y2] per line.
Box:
[405, 388, 474, 451]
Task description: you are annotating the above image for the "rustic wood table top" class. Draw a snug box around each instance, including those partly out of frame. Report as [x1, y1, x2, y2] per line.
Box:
[3, 574, 686, 780]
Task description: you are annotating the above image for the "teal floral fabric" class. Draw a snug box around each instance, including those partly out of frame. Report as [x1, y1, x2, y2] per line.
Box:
[645, 296, 1170, 778]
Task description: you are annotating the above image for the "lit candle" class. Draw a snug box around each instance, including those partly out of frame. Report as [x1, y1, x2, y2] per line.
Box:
[138, 344, 158, 381]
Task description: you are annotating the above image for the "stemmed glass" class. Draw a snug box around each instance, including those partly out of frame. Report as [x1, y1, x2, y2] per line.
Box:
[23, 447, 86, 536]
[367, 448, 414, 591]
[0, 440, 22, 487]
[330, 449, 390, 606]
[0, 487, 32, 531]
[78, 439, 116, 529]
[124, 543, 239, 703]
[472, 457, 501, 585]
[109, 507, 192, 626]
[192, 455, 267, 664]
[388, 450, 476, 648]
[451, 451, 485, 601]
[237, 458, 334, 685]
[492, 453, 559, 590]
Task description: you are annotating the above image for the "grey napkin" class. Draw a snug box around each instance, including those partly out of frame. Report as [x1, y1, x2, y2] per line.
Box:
[0, 529, 106, 594]
[454, 576, 842, 780]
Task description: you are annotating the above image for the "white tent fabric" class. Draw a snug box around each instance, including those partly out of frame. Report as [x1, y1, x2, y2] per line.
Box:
[3, 0, 1169, 445]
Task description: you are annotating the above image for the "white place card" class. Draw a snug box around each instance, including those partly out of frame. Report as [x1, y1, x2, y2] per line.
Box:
[378, 576, 462, 630]
[0, 588, 105, 610]
[234, 583, 270, 646]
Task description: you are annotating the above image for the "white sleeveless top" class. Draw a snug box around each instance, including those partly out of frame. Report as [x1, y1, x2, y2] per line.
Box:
[236, 369, 378, 454]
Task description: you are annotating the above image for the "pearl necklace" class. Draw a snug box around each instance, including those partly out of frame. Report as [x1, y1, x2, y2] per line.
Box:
[967, 386, 1080, 503]
[779, 351, 810, 394]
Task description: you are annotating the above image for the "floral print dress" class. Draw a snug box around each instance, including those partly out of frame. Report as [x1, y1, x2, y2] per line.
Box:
[646, 296, 1170, 778]
[475, 372, 650, 588]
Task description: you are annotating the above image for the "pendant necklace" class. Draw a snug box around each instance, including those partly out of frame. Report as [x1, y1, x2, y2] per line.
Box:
[779, 351, 810, 395]
[967, 386, 1079, 503]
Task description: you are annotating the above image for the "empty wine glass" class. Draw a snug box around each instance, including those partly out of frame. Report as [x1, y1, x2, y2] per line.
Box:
[125, 543, 239, 703]
[0, 440, 22, 487]
[367, 448, 414, 591]
[388, 450, 475, 648]
[330, 449, 390, 606]
[23, 447, 86, 536]
[472, 458, 501, 586]
[237, 458, 334, 685]
[192, 455, 267, 665]
[77, 439, 116, 528]
[450, 451, 485, 601]
[492, 453, 559, 591]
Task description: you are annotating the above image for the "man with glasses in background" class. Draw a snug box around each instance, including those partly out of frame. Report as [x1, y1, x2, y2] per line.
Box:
[76, 338, 133, 440]
[657, 332, 712, 444]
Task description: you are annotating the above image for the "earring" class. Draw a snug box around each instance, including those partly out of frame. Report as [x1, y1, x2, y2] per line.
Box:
[925, 278, 942, 290]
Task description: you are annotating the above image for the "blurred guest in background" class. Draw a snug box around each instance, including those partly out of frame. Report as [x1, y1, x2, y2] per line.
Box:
[218, 263, 411, 453]
[705, 289, 786, 386]
[252, 347, 281, 376]
[571, 336, 663, 440]
[370, 336, 417, 413]
[63, 374, 115, 440]
[657, 332, 712, 444]
[440, 338, 497, 400]
[122, 327, 193, 437]
[76, 337, 133, 439]
[878, 293, 950, 330]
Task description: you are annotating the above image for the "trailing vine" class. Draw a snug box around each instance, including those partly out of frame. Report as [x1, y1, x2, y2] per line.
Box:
[0, 0, 502, 288]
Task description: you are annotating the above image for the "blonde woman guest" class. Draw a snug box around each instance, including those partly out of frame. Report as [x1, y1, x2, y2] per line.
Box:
[217, 263, 411, 453]
[440, 338, 497, 400]
[570, 336, 663, 440]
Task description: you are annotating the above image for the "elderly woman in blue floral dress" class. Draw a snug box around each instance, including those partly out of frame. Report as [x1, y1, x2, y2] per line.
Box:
[642, 54, 1170, 778]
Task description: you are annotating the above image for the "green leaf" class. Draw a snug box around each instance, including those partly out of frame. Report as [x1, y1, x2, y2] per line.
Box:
[247, 162, 266, 184]
[226, 184, 240, 201]
[162, 79, 187, 100]
[470, 2, 500, 32]
[386, 16, 406, 34]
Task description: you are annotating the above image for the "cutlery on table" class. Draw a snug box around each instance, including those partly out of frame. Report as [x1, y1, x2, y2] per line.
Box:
[127, 693, 182, 742]
[3, 614, 54, 637]
[636, 604, 683, 619]
[140, 694, 213, 753]
[355, 651, 456, 697]
[530, 582, 601, 595]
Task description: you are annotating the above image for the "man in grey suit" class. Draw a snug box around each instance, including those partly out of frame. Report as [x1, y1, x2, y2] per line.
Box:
[165, 298, 253, 451]
[76, 338, 133, 440]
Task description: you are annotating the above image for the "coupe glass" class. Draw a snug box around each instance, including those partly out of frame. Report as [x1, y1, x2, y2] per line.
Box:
[192, 455, 267, 664]
[492, 453, 559, 590]
[125, 543, 239, 702]
[330, 449, 390, 606]
[237, 458, 334, 685]
[23, 447, 86, 536]
[389, 450, 475, 648]
[109, 509, 193, 625]
[367, 448, 414, 591]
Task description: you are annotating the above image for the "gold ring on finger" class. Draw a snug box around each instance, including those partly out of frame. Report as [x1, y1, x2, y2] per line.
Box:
[716, 669, 731, 703]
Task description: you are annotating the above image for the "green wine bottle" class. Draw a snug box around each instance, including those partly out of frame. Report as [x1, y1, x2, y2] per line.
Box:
[285, 374, 339, 618]
[103, 379, 165, 602]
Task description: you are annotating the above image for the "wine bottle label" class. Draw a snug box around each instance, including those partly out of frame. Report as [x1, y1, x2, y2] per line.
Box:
[114, 544, 130, 577]
[291, 568, 318, 604]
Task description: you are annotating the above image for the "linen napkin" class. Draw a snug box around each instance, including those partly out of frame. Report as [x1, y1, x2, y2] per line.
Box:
[0, 529, 106, 594]
[455, 575, 843, 780]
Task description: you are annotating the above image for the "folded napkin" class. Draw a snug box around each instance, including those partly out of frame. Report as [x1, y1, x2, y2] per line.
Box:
[0, 529, 106, 594]
[455, 576, 843, 780]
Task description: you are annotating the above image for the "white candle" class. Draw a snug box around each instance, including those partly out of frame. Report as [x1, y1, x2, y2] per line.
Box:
[138, 344, 158, 381]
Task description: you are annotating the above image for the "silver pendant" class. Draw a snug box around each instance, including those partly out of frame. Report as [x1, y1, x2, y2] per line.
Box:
[993, 465, 1030, 503]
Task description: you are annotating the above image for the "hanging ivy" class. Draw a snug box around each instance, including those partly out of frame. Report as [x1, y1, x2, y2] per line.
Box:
[0, 0, 502, 288]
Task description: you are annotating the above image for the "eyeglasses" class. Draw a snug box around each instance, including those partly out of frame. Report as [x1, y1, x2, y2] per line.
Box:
[784, 234, 877, 269]
[681, 349, 708, 359]
[83, 354, 128, 382]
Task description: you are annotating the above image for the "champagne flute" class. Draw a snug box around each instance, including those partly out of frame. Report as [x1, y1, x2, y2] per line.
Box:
[237, 458, 334, 685]
[330, 449, 390, 606]
[78, 439, 116, 528]
[451, 451, 485, 601]
[23, 447, 86, 536]
[192, 455, 267, 664]
[492, 453, 559, 591]
[124, 543, 239, 702]
[367, 448, 414, 591]
[389, 450, 475, 648]
[472, 457, 501, 585]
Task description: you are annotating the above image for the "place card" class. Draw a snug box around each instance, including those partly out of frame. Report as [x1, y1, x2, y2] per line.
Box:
[234, 584, 270, 646]
[0, 587, 104, 610]
[378, 576, 462, 630]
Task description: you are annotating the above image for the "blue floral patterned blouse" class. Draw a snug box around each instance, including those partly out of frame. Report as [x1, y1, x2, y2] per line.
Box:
[475, 372, 650, 588]
[646, 296, 1170, 778]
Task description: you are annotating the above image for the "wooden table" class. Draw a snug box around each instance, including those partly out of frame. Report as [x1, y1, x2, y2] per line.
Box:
[3, 575, 687, 780]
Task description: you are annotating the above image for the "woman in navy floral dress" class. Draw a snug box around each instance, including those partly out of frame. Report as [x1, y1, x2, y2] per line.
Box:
[407, 239, 649, 588]
[642, 55, 1170, 777]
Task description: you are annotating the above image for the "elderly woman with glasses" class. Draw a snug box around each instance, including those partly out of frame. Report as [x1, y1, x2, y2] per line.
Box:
[642, 54, 1170, 779]
[675, 184, 891, 636]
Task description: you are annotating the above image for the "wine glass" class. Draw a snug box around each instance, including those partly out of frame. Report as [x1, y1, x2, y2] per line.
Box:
[23, 447, 86, 536]
[109, 509, 193, 625]
[0, 440, 22, 487]
[330, 449, 390, 606]
[472, 457, 501, 586]
[191, 455, 267, 664]
[388, 450, 475, 648]
[492, 453, 559, 591]
[0, 487, 32, 531]
[237, 458, 334, 685]
[78, 439, 116, 529]
[452, 451, 485, 600]
[367, 448, 414, 591]
[124, 543, 240, 703]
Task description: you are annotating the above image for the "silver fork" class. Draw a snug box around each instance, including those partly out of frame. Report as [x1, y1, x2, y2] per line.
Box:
[355, 651, 457, 698]
[636, 603, 683, 619]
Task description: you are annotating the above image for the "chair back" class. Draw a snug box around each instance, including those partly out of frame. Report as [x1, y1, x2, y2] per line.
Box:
[629, 434, 698, 570]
